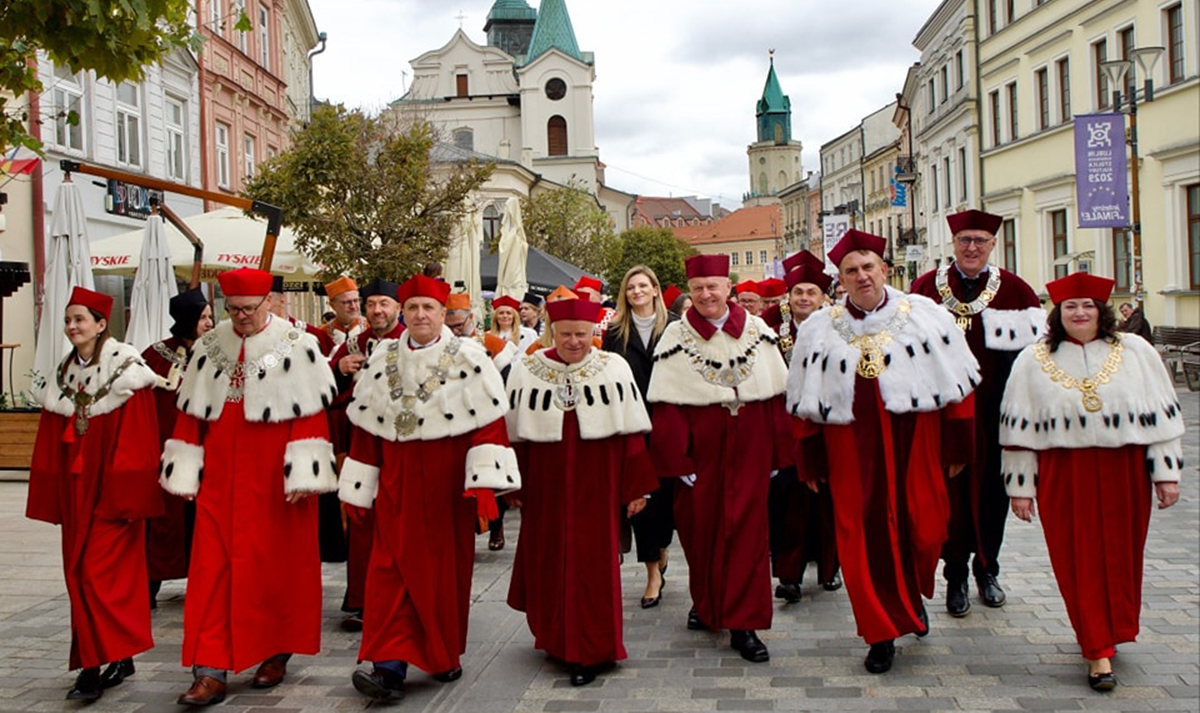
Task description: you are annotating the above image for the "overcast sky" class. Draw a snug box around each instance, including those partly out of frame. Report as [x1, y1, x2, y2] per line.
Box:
[309, 0, 943, 209]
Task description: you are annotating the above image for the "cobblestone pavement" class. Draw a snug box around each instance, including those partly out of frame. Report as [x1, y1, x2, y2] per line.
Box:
[0, 391, 1196, 712]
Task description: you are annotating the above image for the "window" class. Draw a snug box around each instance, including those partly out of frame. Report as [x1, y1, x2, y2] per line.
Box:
[1112, 228, 1131, 292]
[51, 65, 85, 152]
[1051, 209, 1069, 278]
[943, 156, 952, 207]
[482, 205, 501, 242]
[456, 74, 468, 97]
[243, 134, 255, 178]
[1004, 0, 1015, 25]
[544, 78, 566, 100]
[759, 249, 768, 265]
[547, 115, 567, 156]
[452, 128, 473, 151]
[210, 0, 221, 31]
[1167, 4, 1185, 84]
[1057, 57, 1071, 123]
[990, 90, 1002, 146]
[115, 82, 141, 167]
[259, 6, 270, 69]
[731, 251, 739, 267]
[267, 145, 277, 161]
[745, 250, 753, 265]
[1036, 68, 1050, 130]
[1006, 82, 1018, 141]
[958, 146, 968, 201]
[165, 97, 186, 181]
[1094, 39, 1110, 109]
[955, 50, 965, 89]
[215, 122, 230, 188]
[235, 0, 247, 53]
[1188, 183, 1200, 289]
[988, 0, 998, 35]
[1002, 219, 1017, 271]
[940, 65, 949, 103]
[931, 163, 940, 209]
[1119, 26, 1136, 101]
[927, 78, 936, 113]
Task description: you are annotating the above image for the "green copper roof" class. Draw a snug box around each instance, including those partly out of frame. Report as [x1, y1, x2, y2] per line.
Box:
[524, 0, 583, 64]
[757, 58, 790, 115]
[487, 0, 537, 22]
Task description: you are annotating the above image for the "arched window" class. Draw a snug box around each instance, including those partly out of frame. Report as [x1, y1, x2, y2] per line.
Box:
[453, 128, 473, 151]
[773, 123, 783, 143]
[483, 204, 501, 242]
[759, 172, 768, 195]
[547, 115, 568, 156]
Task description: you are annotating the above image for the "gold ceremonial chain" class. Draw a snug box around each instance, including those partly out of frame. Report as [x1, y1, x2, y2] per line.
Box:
[829, 299, 912, 379]
[56, 356, 138, 436]
[523, 351, 608, 411]
[936, 265, 1000, 332]
[153, 341, 190, 392]
[1032, 337, 1123, 413]
[202, 327, 303, 403]
[384, 336, 460, 437]
[678, 321, 762, 389]
[778, 303, 794, 362]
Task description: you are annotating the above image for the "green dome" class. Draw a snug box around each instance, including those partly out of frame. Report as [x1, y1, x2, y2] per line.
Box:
[487, 0, 537, 22]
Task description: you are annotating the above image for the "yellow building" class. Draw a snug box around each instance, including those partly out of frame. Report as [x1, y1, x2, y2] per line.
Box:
[978, 0, 1199, 327]
[673, 205, 782, 282]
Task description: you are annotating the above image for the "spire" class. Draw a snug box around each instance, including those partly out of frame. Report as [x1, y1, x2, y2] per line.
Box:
[756, 50, 792, 144]
[757, 50, 789, 115]
[524, 0, 582, 64]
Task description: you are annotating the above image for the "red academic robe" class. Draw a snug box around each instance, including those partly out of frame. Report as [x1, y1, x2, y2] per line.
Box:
[27, 387, 163, 669]
[506, 363, 659, 667]
[350, 418, 510, 674]
[141, 337, 194, 582]
[328, 321, 404, 612]
[172, 404, 329, 672]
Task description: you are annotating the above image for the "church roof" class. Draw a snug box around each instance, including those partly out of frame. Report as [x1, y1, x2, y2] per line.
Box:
[486, 0, 537, 23]
[757, 57, 790, 116]
[524, 0, 583, 65]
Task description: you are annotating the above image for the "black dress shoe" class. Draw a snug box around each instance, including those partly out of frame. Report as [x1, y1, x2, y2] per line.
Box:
[641, 574, 664, 609]
[686, 607, 709, 631]
[99, 658, 134, 689]
[823, 572, 843, 591]
[946, 580, 971, 617]
[340, 611, 364, 632]
[433, 667, 462, 682]
[351, 668, 406, 701]
[863, 640, 895, 674]
[915, 606, 930, 638]
[66, 667, 101, 701]
[1087, 670, 1117, 691]
[976, 574, 1007, 608]
[569, 664, 597, 686]
[730, 630, 770, 663]
[774, 582, 802, 603]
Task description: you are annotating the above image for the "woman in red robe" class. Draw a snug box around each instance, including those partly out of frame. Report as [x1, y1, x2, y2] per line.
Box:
[1000, 273, 1184, 692]
[27, 287, 162, 701]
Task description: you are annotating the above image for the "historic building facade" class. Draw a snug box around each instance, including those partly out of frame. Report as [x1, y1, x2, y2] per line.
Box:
[744, 54, 803, 207]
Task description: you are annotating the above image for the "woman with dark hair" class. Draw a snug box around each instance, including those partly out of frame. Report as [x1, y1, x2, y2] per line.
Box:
[601, 265, 676, 609]
[27, 287, 163, 700]
[999, 273, 1184, 692]
[142, 288, 215, 608]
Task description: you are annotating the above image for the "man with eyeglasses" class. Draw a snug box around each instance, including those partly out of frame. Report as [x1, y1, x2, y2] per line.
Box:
[911, 209, 1045, 619]
[318, 277, 368, 357]
[444, 293, 519, 374]
[161, 268, 338, 705]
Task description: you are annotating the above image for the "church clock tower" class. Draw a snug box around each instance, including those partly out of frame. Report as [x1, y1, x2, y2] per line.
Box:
[745, 52, 803, 207]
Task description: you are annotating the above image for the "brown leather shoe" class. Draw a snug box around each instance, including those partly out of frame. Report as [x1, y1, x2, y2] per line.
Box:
[177, 676, 226, 706]
[252, 657, 287, 689]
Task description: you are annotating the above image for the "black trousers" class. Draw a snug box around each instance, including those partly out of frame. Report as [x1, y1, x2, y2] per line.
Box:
[629, 477, 675, 563]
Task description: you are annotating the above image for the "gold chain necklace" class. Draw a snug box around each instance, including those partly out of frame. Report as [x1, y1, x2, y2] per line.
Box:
[829, 299, 912, 379]
[523, 351, 608, 411]
[1031, 338, 1123, 413]
[384, 336, 461, 437]
[56, 356, 137, 435]
[936, 265, 1001, 332]
[778, 303, 794, 362]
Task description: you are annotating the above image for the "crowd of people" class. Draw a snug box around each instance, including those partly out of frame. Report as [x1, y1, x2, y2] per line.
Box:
[25, 209, 1184, 705]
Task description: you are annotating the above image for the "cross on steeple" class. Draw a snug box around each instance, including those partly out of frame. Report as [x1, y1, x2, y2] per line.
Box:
[455, 10, 467, 28]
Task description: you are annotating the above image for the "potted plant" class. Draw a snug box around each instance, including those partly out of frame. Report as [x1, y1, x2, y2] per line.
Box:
[0, 370, 43, 471]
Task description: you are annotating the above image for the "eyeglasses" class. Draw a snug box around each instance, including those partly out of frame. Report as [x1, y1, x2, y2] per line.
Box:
[225, 296, 268, 316]
[956, 236, 995, 247]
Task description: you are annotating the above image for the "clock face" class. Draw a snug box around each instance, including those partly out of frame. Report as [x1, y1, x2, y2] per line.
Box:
[545, 78, 567, 101]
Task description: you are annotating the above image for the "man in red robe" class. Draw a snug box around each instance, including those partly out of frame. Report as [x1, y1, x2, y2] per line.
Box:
[141, 287, 214, 608]
[339, 274, 518, 701]
[787, 230, 978, 673]
[735, 279, 764, 316]
[319, 276, 368, 355]
[270, 276, 334, 354]
[505, 298, 659, 686]
[161, 267, 338, 705]
[327, 278, 404, 631]
[910, 209, 1044, 617]
[647, 254, 791, 663]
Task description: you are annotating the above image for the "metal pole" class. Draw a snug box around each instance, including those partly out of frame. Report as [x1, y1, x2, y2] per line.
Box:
[1128, 99, 1143, 307]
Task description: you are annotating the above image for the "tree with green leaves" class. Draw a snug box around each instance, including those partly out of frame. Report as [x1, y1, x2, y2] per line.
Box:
[243, 105, 494, 282]
[1, 0, 202, 153]
[516, 182, 616, 277]
[605, 226, 697, 292]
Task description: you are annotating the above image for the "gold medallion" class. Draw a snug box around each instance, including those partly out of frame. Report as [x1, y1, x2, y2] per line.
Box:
[394, 411, 419, 436]
[857, 345, 887, 379]
[956, 315, 971, 332]
[75, 414, 89, 436]
[1081, 392, 1103, 412]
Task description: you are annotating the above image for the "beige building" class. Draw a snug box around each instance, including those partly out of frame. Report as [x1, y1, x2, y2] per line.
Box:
[674, 205, 782, 282]
[977, 0, 1198, 327]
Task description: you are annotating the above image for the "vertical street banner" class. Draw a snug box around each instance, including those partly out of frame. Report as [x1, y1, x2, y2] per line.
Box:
[1074, 113, 1130, 229]
[890, 165, 907, 208]
[822, 214, 851, 272]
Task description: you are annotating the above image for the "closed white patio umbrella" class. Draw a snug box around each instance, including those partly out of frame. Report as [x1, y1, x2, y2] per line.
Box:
[124, 214, 178, 352]
[33, 179, 95, 393]
[444, 203, 483, 317]
[495, 197, 529, 300]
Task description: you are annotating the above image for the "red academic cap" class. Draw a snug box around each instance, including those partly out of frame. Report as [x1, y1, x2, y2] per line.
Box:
[573, 276, 603, 293]
[546, 298, 603, 323]
[662, 284, 683, 307]
[735, 280, 761, 296]
[758, 278, 787, 299]
[827, 229, 887, 268]
[1046, 272, 1115, 305]
[781, 251, 810, 272]
[492, 295, 521, 312]
[68, 286, 113, 320]
[396, 274, 451, 305]
[785, 261, 833, 293]
[685, 254, 730, 279]
[947, 209, 1003, 236]
[218, 267, 274, 297]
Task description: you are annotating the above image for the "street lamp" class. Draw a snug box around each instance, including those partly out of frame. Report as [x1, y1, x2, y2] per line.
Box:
[1100, 45, 1164, 307]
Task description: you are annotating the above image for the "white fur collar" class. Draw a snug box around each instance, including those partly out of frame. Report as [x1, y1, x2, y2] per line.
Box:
[39, 340, 157, 417]
[506, 350, 650, 442]
[176, 316, 336, 423]
[786, 287, 980, 424]
[347, 326, 508, 442]
[999, 334, 1185, 450]
[980, 307, 1047, 351]
[647, 314, 787, 407]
